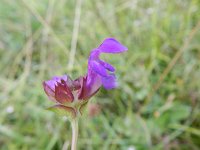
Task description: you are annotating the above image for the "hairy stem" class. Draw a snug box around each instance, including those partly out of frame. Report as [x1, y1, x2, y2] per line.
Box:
[71, 118, 79, 150]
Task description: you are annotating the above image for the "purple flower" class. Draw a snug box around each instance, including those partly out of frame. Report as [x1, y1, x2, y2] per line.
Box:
[43, 38, 127, 116]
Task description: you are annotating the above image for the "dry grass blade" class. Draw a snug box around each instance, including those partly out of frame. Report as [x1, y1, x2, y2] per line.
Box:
[67, 0, 83, 70]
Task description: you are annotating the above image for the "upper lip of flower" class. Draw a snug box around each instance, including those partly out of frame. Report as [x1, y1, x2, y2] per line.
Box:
[43, 37, 128, 104]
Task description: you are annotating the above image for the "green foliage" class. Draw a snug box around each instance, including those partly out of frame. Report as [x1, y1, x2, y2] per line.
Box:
[0, 0, 200, 149]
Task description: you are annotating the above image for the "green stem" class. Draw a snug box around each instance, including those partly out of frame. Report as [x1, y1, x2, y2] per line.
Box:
[71, 118, 79, 150]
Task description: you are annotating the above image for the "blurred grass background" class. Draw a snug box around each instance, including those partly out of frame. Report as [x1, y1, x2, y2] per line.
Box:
[0, 0, 200, 149]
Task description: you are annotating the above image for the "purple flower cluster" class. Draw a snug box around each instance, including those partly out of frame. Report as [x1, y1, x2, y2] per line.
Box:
[43, 38, 127, 116]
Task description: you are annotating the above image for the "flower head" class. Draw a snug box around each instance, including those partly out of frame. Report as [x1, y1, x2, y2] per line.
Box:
[43, 38, 127, 117]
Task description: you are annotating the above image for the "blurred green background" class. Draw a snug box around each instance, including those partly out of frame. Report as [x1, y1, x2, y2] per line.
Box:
[0, 0, 200, 149]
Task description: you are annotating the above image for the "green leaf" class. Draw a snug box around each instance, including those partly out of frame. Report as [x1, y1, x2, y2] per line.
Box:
[155, 102, 191, 130]
[47, 104, 76, 119]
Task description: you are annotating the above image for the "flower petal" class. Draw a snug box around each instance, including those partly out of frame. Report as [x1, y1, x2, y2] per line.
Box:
[99, 60, 115, 72]
[98, 38, 128, 53]
[101, 74, 117, 89]
[90, 60, 107, 77]
[45, 79, 57, 91]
